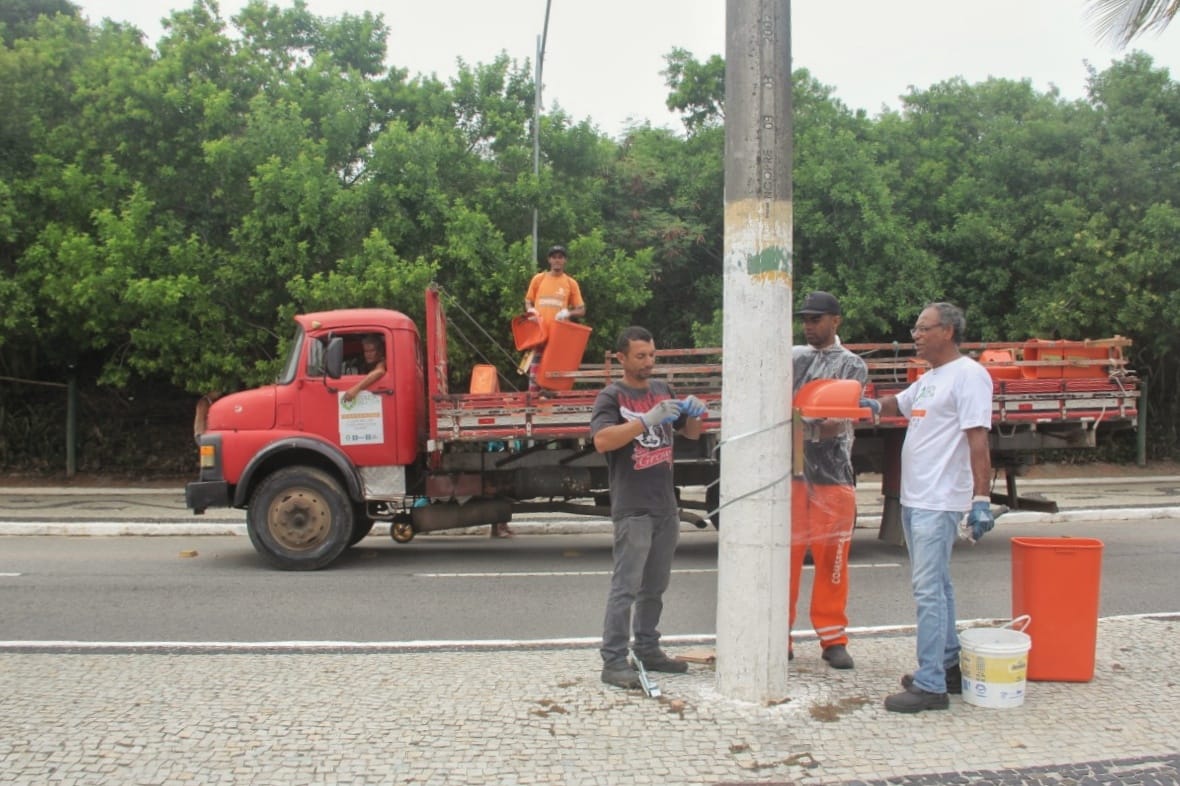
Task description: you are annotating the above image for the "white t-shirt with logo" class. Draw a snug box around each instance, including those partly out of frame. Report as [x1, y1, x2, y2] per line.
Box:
[895, 355, 993, 512]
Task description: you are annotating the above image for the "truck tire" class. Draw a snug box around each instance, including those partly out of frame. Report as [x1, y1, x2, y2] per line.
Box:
[349, 505, 374, 546]
[247, 467, 354, 570]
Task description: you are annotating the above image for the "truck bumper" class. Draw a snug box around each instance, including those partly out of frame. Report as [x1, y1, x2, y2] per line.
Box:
[186, 480, 230, 514]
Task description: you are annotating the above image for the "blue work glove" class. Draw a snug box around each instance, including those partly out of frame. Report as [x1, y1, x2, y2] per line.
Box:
[678, 395, 707, 418]
[967, 497, 995, 542]
[859, 397, 881, 420]
[640, 399, 682, 430]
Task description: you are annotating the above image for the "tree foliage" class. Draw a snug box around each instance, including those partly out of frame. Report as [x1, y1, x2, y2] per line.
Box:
[3, 4, 1180, 470]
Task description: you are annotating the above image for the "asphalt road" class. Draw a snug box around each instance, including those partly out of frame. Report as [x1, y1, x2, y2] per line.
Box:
[2, 515, 1176, 644]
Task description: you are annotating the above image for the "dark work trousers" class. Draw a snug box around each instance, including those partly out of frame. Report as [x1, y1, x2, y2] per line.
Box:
[599, 510, 681, 666]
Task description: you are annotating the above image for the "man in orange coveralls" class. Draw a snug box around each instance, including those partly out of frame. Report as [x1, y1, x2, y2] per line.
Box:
[524, 244, 587, 390]
[791, 291, 869, 669]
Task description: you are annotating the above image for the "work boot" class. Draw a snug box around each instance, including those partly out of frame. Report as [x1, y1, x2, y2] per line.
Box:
[902, 663, 962, 694]
[489, 522, 515, 538]
[636, 650, 688, 673]
[884, 683, 950, 713]
[601, 661, 642, 689]
[821, 644, 854, 670]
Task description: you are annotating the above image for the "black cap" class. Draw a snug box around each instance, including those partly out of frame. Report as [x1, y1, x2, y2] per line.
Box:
[547, 245, 567, 257]
[798, 291, 841, 316]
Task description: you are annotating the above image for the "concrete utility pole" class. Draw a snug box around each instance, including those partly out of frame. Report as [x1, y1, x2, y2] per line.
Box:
[531, 0, 553, 265]
[716, 0, 793, 703]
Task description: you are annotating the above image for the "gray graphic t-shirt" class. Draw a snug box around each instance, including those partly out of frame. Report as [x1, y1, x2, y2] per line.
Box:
[590, 380, 684, 519]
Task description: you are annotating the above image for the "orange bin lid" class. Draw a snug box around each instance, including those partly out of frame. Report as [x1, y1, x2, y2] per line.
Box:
[793, 379, 871, 419]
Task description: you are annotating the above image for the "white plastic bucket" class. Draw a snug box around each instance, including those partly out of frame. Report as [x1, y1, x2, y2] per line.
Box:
[960, 616, 1031, 709]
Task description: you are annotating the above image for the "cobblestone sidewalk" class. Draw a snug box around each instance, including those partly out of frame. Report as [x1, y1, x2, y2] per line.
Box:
[3, 616, 1177, 785]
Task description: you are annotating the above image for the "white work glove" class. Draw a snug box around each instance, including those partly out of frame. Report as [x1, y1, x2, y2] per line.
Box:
[640, 399, 682, 430]
[526, 306, 539, 318]
[556, 308, 570, 321]
[678, 395, 707, 418]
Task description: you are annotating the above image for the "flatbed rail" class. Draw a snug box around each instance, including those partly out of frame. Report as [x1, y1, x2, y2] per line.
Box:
[431, 339, 1138, 444]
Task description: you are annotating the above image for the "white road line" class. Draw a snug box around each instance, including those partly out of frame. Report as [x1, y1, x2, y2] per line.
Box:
[415, 563, 902, 578]
[0, 572, 21, 577]
[4, 613, 1175, 653]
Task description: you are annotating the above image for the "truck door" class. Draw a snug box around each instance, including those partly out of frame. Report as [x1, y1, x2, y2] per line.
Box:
[303, 331, 399, 464]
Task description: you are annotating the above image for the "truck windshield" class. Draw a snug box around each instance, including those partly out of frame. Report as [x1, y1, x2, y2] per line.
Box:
[277, 326, 306, 384]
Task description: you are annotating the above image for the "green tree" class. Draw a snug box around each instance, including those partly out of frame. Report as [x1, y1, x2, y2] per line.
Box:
[0, 0, 77, 45]
[662, 47, 725, 132]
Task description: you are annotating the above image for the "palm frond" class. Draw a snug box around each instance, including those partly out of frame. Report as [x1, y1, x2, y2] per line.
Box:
[1086, 0, 1180, 47]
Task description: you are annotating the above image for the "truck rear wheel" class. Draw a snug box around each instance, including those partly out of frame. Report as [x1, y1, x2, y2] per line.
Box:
[247, 467, 354, 570]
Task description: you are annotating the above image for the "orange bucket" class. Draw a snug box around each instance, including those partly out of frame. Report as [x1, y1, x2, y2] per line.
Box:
[512, 315, 547, 351]
[906, 357, 929, 382]
[1022, 340, 1110, 379]
[1011, 536, 1103, 681]
[469, 364, 499, 394]
[793, 379, 871, 419]
[1021, 339, 1063, 379]
[535, 321, 592, 390]
[1062, 345, 1111, 378]
[979, 349, 1021, 380]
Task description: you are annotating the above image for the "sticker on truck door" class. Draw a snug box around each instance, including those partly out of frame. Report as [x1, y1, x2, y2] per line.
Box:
[339, 390, 385, 445]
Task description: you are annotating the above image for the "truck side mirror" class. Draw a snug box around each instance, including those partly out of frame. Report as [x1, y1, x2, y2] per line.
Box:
[324, 337, 344, 379]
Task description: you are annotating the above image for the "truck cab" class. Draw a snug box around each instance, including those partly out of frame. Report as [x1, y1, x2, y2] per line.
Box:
[186, 308, 425, 569]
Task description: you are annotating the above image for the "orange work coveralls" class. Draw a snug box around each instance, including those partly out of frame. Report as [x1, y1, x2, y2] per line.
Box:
[790, 341, 868, 655]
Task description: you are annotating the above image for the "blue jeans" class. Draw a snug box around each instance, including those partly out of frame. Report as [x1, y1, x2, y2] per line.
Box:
[901, 506, 964, 693]
[600, 511, 680, 666]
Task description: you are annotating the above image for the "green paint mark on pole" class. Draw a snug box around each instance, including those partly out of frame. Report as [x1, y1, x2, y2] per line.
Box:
[746, 247, 792, 276]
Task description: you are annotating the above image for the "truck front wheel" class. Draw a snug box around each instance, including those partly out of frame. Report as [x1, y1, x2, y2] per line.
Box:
[247, 467, 354, 570]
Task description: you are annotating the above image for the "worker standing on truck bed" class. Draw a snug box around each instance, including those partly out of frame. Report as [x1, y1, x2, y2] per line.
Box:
[790, 291, 868, 671]
[524, 244, 586, 390]
[590, 326, 705, 690]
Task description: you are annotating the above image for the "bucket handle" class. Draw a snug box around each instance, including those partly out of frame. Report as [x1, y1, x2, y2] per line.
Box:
[1002, 614, 1031, 633]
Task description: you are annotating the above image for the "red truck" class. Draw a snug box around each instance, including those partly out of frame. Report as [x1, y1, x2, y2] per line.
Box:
[186, 285, 1140, 569]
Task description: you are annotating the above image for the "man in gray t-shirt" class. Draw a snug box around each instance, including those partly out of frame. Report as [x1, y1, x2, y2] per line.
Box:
[590, 326, 704, 689]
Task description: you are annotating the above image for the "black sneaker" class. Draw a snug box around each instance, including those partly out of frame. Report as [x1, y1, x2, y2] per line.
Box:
[901, 663, 962, 695]
[637, 650, 688, 673]
[601, 662, 641, 689]
[821, 644, 854, 670]
[884, 684, 950, 713]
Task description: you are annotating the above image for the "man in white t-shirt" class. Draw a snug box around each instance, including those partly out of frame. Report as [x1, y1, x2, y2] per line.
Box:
[860, 302, 996, 713]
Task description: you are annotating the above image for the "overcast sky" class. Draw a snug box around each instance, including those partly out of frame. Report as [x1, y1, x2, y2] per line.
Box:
[74, 0, 1180, 137]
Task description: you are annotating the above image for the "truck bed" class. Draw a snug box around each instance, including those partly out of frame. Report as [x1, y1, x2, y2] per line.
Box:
[430, 341, 1139, 445]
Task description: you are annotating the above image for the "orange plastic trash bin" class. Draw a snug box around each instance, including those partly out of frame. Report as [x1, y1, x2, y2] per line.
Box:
[535, 321, 592, 391]
[469, 364, 499, 394]
[511, 315, 547, 351]
[1011, 536, 1104, 681]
